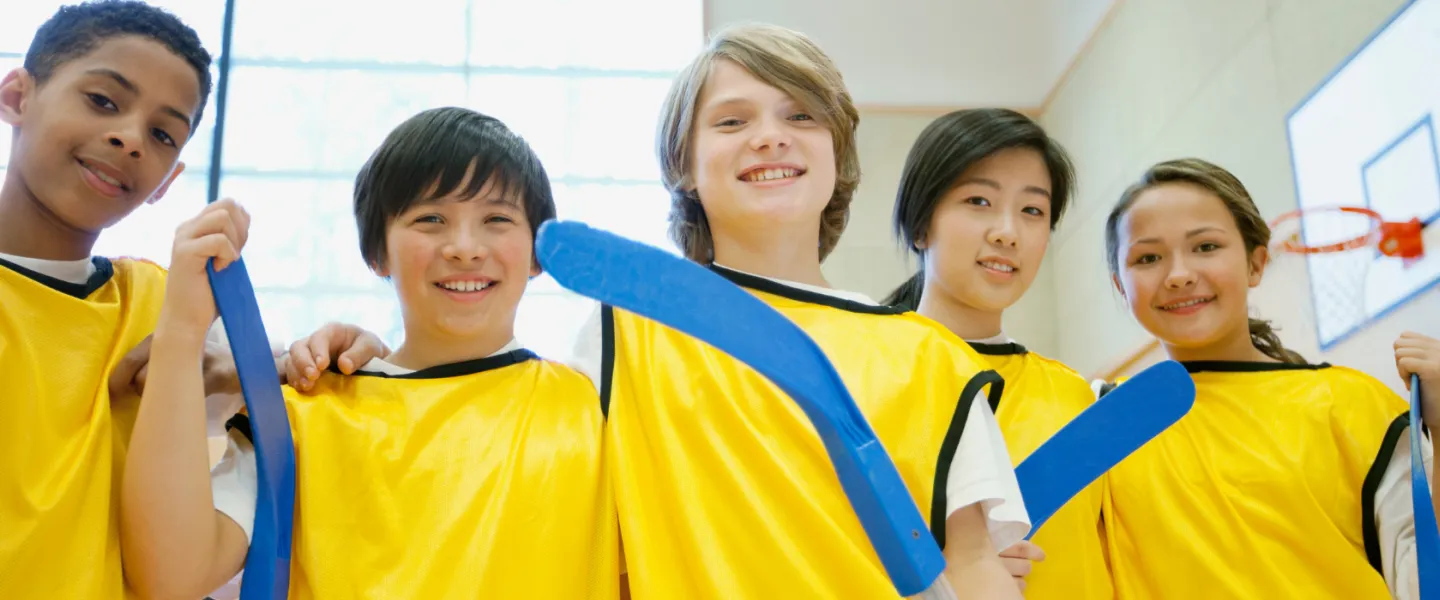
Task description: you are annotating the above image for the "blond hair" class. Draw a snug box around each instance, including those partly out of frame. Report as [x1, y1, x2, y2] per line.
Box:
[655, 23, 861, 263]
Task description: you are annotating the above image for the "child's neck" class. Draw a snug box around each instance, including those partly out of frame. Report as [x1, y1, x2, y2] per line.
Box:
[0, 176, 98, 260]
[711, 231, 828, 288]
[1162, 329, 1278, 364]
[386, 326, 516, 372]
[916, 286, 1004, 342]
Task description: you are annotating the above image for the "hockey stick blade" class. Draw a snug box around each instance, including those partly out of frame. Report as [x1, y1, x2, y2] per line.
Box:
[207, 258, 296, 600]
[1411, 373, 1439, 599]
[1015, 360, 1194, 536]
[535, 221, 946, 597]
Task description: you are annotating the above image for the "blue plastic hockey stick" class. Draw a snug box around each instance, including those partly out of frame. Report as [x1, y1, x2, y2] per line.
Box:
[1411, 373, 1439, 599]
[534, 221, 948, 598]
[207, 258, 296, 600]
[1014, 360, 1194, 536]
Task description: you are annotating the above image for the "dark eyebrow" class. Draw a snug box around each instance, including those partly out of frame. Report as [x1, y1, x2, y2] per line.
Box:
[956, 177, 1052, 199]
[85, 68, 193, 133]
[1131, 226, 1226, 247]
[956, 177, 1001, 190]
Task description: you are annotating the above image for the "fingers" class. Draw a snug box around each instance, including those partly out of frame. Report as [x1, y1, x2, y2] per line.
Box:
[174, 199, 250, 271]
[108, 335, 153, 398]
[999, 541, 1046, 561]
[338, 329, 390, 374]
[275, 353, 292, 387]
[287, 339, 320, 392]
[1000, 556, 1033, 579]
[178, 233, 242, 272]
[307, 332, 333, 376]
[1399, 356, 1423, 389]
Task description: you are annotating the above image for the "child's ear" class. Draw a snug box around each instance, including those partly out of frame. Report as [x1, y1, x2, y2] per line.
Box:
[370, 260, 389, 279]
[0, 68, 34, 127]
[1247, 244, 1269, 288]
[1112, 273, 1126, 298]
[148, 162, 186, 204]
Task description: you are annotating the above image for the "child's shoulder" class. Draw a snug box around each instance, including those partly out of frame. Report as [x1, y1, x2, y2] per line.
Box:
[109, 255, 168, 283]
[1020, 350, 1095, 396]
[532, 356, 601, 394]
[1317, 364, 1407, 411]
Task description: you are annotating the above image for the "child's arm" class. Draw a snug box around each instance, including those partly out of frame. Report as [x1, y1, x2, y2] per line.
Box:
[942, 504, 1024, 599]
[940, 388, 1029, 599]
[1398, 331, 1440, 538]
[120, 199, 253, 600]
[995, 540, 1044, 593]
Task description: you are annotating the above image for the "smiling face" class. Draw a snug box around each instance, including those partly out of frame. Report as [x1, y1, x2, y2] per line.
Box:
[921, 147, 1054, 316]
[377, 174, 539, 346]
[1112, 181, 1269, 356]
[688, 59, 837, 248]
[1, 35, 200, 234]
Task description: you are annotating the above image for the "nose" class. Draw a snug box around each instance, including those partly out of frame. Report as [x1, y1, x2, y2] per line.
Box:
[106, 121, 145, 159]
[442, 225, 490, 263]
[1163, 255, 1198, 289]
[988, 212, 1018, 249]
[749, 116, 792, 154]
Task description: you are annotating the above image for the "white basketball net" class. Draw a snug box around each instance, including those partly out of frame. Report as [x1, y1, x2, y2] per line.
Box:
[1268, 208, 1380, 343]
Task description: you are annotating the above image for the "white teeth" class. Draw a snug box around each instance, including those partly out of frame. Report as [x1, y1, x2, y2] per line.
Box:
[1163, 298, 1210, 310]
[743, 168, 800, 182]
[980, 261, 1015, 273]
[84, 162, 123, 188]
[439, 280, 492, 292]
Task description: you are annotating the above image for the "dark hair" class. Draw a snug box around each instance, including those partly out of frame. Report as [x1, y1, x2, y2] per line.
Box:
[353, 107, 555, 271]
[883, 108, 1076, 309]
[25, 1, 213, 127]
[1103, 158, 1305, 364]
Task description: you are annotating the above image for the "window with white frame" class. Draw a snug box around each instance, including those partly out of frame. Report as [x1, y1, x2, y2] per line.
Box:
[2, 0, 701, 362]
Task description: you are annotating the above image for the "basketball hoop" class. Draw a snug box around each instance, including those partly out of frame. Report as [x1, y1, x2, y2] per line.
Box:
[1267, 205, 1427, 344]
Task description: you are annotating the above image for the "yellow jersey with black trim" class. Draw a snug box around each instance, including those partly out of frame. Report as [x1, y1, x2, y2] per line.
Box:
[227, 349, 618, 600]
[971, 342, 1111, 600]
[0, 256, 166, 600]
[602, 266, 1004, 600]
[1102, 361, 1408, 599]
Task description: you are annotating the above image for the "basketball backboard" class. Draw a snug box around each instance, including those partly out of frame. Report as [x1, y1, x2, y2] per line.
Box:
[1285, 0, 1440, 351]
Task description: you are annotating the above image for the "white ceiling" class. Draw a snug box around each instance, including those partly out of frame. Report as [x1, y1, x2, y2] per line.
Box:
[707, 0, 1117, 108]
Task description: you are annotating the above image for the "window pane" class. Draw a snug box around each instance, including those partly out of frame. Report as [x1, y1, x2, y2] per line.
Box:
[181, 67, 221, 170]
[92, 172, 210, 265]
[566, 77, 671, 181]
[0, 2, 68, 55]
[217, 174, 398, 347]
[515, 291, 595, 363]
[222, 66, 467, 173]
[554, 183, 677, 254]
[467, 0, 701, 71]
[256, 288, 402, 350]
[466, 74, 571, 177]
[216, 175, 378, 291]
[230, 0, 466, 63]
[0, 1, 225, 61]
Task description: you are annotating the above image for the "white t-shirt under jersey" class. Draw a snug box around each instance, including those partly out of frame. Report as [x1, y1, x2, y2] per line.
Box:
[570, 264, 1031, 550]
